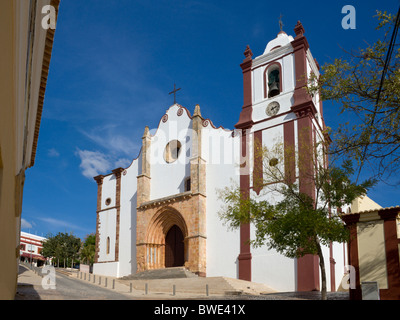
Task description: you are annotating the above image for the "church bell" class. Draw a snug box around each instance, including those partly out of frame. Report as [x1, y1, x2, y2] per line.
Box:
[268, 69, 280, 97]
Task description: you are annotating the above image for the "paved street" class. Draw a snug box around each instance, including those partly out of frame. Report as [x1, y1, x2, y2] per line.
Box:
[15, 264, 131, 300]
[15, 264, 349, 300]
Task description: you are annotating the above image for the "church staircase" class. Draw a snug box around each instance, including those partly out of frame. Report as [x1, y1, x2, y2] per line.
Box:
[118, 268, 276, 295]
[120, 267, 198, 280]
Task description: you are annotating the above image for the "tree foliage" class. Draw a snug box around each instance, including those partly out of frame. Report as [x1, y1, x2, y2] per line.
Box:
[218, 138, 375, 299]
[219, 150, 373, 257]
[41, 232, 81, 267]
[308, 10, 400, 182]
[80, 233, 96, 265]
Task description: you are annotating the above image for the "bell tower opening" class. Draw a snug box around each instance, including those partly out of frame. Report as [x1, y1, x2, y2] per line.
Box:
[165, 225, 185, 268]
[262, 61, 283, 100]
[267, 66, 280, 98]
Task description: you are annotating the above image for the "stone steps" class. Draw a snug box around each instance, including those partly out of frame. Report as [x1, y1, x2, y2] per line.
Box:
[223, 277, 275, 295]
[120, 267, 198, 280]
[118, 275, 276, 295]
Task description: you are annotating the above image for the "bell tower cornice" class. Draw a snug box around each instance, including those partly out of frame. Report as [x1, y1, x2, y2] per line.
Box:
[235, 45, 254, 130]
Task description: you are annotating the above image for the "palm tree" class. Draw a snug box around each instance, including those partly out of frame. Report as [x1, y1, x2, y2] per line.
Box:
[80, 233, 96, 266]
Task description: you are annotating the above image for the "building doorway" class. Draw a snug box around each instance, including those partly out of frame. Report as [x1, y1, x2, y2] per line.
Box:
[165, 225, 184, 268]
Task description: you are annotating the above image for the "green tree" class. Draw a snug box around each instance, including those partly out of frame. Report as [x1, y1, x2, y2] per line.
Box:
[80, 233, 96, 266]
[41, 232, 81, 268]
[218, 140, 375, 300]
[41, 233, 58, 263]
[307, 10, 400, 182]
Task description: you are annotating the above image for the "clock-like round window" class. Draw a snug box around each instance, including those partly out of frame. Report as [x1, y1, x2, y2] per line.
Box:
[266, 101, 280, 117]
[164, 140, 182, 163]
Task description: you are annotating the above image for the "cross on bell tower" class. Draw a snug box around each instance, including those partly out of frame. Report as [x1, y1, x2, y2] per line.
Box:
[169, 83, 181, 104]
[279, 14, 284, 31]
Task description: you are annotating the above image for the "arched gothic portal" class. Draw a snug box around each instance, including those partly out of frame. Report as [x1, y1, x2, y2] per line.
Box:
[141, 207, 188, 271]
[136, 194, 207, 277]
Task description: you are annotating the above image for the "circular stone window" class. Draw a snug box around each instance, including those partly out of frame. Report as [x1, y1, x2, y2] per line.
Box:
[164, 140, 182, 163]
[105, 198, 112, 206]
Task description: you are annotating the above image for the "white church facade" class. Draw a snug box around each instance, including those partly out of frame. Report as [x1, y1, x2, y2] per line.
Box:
[92, 21, 348, 292]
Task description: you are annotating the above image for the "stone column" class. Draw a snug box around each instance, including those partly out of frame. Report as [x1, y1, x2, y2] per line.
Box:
[342, 213, 361, 300]
[137, 126, 151, 206]
[379, 209, 400, 299]
[136, 126, 152, 272]
[189, 105, 207, 276]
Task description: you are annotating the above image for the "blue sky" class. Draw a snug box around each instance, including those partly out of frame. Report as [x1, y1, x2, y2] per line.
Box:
[21, 0, 399, 240]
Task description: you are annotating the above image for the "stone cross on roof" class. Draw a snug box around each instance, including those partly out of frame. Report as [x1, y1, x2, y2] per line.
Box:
[279, 14, 284, 31]
[169, 83, 181, 104]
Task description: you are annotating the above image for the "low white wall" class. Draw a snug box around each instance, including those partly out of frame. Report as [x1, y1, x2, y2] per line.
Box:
[93, 262, 119, 277]
[251, 246, 296, 292]
[80, 264, 90, 273]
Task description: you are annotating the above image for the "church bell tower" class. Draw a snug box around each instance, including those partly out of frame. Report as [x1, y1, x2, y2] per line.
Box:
[235, 21, 327, 291]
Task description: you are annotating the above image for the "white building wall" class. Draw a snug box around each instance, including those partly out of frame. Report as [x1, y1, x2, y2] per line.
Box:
[333, 241, 348, 290]
[97, 208, 116, 262]
[251, 245, 296, 291]
[93, 172, 118, 278]
[202, 125, 241, 278]
[282, 54, 296, 93]
[320, 243, 347, 292]
[150, 105, 192, 200]
[117, 155, 140, 277]
[247, 124, 297, 291]
[100, 174, 116, 211]
[252, 66, 263, 104]
[93, 261, 119, 277]
[20, 232, 46, 256]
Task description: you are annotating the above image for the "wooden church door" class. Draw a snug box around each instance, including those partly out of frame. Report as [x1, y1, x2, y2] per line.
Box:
[165, 225, 184, 268]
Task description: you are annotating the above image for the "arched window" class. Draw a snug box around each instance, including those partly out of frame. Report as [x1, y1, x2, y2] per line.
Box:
[264, 63, 282, 98]
[106, 237, 110, 254]
[184, 177, 191, 192]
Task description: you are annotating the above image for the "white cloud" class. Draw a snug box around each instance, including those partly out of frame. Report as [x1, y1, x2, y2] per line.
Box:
[21, 218, 33, 229]
[76, 149, 111, 179]
[37, 217, 91, 233]
[75, 148, 134, 179]
[48, 148, 60, 157]
[80, 126, 139, 157]
[114, 158, 131, 168]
